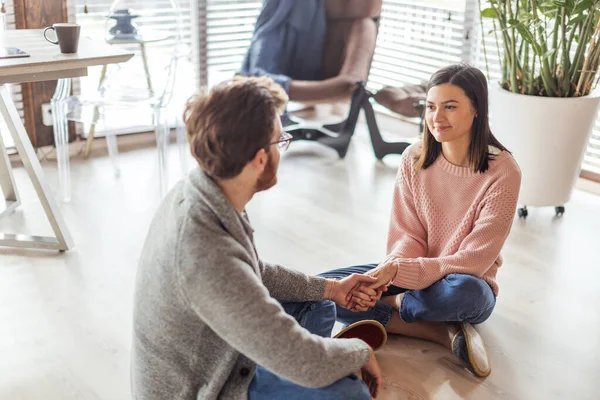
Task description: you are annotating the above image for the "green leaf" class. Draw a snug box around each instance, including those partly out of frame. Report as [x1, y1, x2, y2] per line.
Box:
[553, 0, 575, 10]
[480, 8, 498, 18]
[573, 0, 593, 15]
[568, 14, 588, 26]
[518, 10, 534, 21]
[538, 1, 558, 13]
[510, 20, 543, 55]
[542, 49, 557, 60]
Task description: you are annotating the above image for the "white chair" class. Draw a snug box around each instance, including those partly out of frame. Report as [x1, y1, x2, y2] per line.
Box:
[59, 0, 189, 197]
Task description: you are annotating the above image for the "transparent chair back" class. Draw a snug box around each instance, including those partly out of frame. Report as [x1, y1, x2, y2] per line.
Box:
[101, 0, 183, 102]
[65, 0, 190, 196]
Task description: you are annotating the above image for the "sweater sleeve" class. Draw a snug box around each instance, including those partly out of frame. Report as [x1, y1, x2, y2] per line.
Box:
[259, 260, 328, 302]
[391, 170, 520, 289]
[176, 223, 370, 389]
[386, 153, 428, 260]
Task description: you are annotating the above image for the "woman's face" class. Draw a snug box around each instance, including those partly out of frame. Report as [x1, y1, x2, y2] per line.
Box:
[425, 83, 477, 144]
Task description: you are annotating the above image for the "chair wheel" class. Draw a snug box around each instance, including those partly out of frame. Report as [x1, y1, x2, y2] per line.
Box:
[555, 206, 565, 217]
[518, 206, 528, 219]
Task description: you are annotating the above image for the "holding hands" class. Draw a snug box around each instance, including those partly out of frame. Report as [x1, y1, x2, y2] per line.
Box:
[326, 273, 379, 309]
[347, 258, 399, 312]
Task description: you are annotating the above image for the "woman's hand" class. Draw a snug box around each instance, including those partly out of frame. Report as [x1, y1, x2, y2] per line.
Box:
[365, 258, 398, 291]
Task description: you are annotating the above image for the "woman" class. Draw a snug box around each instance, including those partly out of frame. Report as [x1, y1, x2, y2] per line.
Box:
[319, 64, 521, 378]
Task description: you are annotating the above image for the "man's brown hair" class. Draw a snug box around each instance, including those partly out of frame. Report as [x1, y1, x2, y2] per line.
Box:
[183, 76, 288, 179]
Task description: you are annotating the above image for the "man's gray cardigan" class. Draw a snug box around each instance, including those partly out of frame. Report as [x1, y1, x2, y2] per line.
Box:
[131, 168, 371, 400]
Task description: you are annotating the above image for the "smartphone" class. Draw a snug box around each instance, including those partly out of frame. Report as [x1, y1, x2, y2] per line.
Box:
[0, 47, 30, 59]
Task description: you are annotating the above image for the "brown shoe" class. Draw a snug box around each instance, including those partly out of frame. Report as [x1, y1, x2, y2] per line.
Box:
[334, 320, 387, 351]
[451, 323, 491, 377]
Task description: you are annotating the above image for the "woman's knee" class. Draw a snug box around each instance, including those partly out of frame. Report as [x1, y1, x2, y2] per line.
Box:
[440, 274, 495, 322]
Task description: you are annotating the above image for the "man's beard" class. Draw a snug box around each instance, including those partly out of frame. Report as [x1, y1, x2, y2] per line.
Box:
[255, 150, 278, 192]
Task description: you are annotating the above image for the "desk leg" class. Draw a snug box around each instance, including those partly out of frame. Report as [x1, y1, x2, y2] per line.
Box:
[0, 109, 20, 220]
[0, 85, 74, 251]
[51, 78, 72, 203]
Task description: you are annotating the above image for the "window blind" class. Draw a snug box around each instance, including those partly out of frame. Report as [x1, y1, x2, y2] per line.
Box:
[367, 0, 470, 93]
[202, 0, 261, 87]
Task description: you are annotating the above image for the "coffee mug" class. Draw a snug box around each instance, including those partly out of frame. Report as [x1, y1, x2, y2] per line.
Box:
[43, 23, 81, 54]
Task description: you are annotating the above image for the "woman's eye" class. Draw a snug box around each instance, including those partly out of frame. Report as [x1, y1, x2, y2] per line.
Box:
[446, 106, 456, 110]
[426, 105, 435, 110]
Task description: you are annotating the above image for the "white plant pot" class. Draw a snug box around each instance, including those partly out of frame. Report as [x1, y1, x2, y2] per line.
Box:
[489, 86, 600, 207]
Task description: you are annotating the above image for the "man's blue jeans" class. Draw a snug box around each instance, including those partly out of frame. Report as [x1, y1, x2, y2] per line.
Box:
[318, 264, 496, 327]
[248, 301, 371, 400]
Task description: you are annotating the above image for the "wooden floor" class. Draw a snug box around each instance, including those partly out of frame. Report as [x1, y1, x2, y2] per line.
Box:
[2, 124, 600, 400]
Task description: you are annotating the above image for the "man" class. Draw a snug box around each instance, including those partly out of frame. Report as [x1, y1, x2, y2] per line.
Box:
[131, 76, 383, 400]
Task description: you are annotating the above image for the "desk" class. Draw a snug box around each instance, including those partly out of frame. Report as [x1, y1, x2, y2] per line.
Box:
[0, 29, 133, 251]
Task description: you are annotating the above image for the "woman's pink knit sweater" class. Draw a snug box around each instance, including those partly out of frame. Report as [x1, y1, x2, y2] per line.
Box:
[387, 142, 521, 296]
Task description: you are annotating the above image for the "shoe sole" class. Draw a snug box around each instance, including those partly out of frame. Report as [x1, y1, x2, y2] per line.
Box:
[461, 322, 491, 377]
[333, 320, 387, 351]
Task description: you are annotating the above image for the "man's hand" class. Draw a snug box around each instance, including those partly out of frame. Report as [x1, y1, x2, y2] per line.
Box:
[360, 348, 382, 398]
[325, 274, 378, 309]
[348, 285, 386, 312]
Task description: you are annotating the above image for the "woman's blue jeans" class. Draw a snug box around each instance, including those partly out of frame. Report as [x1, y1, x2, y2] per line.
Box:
[318, 264, 496, 327]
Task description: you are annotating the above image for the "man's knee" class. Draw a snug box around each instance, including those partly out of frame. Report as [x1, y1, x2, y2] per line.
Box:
[280, 300, 335, 323]
[313, 299, 336, 317]
[280, 300, 337, 337]
[328, 375, 371, 400]
[441, 274, 495, 321]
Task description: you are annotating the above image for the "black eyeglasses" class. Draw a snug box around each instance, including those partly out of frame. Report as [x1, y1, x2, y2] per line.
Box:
[270, 131, 293, 151]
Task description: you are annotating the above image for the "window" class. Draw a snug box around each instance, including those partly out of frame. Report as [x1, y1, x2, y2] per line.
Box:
[368, 0, 470, 92]
[198, 0, 262, 87]
[70, 0, 262, 136]
[3, 0, 599, 178]
[585, 117, 600, 175]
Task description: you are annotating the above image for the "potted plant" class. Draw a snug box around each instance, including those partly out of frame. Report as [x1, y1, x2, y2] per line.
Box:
[479, 0, 600, 218]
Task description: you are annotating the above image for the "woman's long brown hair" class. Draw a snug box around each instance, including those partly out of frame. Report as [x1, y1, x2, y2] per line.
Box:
[415, 64, 509, 173]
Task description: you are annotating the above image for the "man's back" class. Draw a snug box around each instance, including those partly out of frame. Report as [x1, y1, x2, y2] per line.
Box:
[132, 178, 228, 399]
[131, 170, 372, 400]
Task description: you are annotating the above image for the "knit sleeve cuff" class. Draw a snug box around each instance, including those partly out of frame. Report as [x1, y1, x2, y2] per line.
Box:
[392, 258, 423, 288]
